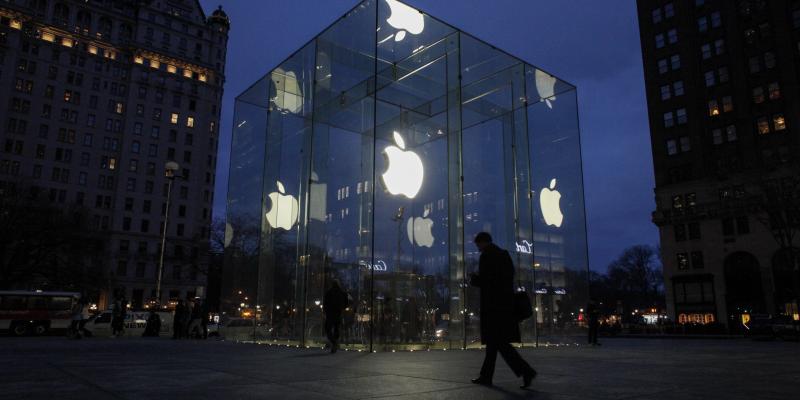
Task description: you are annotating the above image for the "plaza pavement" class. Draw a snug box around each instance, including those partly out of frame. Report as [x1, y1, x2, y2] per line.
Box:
[0, 337, 798, 399]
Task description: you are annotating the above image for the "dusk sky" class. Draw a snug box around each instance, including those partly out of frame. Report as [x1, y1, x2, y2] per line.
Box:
[200, 0, 658, 273]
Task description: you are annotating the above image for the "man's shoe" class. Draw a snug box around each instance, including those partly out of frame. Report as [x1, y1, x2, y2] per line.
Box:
[520, 369, 537, 389]
[471, 377, 493, 386]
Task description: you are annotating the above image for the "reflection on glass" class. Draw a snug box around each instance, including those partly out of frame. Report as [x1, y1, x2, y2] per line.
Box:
[222, 0, 587, 350]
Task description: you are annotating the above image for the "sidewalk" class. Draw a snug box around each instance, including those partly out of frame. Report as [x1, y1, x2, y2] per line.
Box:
[1, 337, 797, 399]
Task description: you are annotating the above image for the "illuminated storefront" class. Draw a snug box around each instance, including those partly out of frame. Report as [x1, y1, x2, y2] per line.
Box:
[222, 0, 588, 350]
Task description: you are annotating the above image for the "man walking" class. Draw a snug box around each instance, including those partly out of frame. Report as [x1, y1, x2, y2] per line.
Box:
[323, 280, 348, 353]
[469, 232, 536, 388]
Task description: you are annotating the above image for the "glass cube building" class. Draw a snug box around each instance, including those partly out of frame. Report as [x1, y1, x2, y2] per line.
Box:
[222, 0, 588, 350]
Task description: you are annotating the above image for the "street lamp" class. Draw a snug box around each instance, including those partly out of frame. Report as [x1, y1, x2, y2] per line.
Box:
[155, 161, 181, 306]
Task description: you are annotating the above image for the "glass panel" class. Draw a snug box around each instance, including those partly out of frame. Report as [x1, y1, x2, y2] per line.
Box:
[260, 42, 317, 344]
[526, 64, 588, 343]
[306, 0, 377, 351]
[221, 76, 270, 340]
[372, 0, 457, 350]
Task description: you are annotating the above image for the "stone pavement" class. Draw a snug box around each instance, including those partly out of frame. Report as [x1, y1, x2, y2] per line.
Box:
[1, 337, 798, 399]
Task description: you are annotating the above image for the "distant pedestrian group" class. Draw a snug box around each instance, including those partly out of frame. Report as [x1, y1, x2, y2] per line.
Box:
[172, 297, 209, 339]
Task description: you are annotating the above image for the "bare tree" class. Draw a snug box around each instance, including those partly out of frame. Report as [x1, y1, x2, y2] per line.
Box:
[603, 245, 664, 313]
[753, 173, 800, 323]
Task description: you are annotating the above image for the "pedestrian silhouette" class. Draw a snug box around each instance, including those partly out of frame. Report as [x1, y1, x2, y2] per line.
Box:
[587, 298, 601, 346]
[323, 280, 348, 353]
[143, 309, 161, 337]
[469, 232, 536, 389]
[111, 298, 126, 337]
[173, 300, 187, 339]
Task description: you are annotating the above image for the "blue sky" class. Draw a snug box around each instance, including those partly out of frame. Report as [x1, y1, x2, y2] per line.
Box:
[200, 0, 657, 272]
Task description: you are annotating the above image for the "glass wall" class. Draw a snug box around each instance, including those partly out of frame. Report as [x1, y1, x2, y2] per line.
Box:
[222, 0, 588, 349]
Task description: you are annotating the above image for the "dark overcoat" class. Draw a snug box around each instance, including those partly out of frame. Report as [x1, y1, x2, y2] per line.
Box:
[471, 243, 521, 344]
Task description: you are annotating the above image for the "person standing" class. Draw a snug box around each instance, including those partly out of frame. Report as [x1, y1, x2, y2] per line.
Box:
[173, 300, 186, 339]
[187, 299, 203, 339]
[323, 281, 348, 353]
[469, 232, 536, 389]
[143, 309, 161, 337]
[69, 299, 84, 339]
[111, 298, 126, 337]
[587, 298, 601, 346]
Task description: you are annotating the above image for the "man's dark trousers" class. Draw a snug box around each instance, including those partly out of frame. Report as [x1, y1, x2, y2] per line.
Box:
[325, 317, 341, 346]
[480, 339, 531, 379]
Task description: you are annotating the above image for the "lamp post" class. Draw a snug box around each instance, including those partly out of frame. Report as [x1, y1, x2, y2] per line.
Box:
[155, 161, 180, 306]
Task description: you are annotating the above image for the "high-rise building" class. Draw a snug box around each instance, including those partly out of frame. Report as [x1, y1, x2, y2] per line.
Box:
[0, 0, 229, 308]
[637, 0, 800, 329]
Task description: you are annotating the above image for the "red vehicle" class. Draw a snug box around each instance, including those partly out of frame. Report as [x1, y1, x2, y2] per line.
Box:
[0, 291, 81, 336]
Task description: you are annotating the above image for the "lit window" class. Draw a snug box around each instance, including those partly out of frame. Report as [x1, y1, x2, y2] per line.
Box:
[150, 60, 160, 69]
[708, 100, 720, 116]
[697, 17, 708, 32]
[667, 29, 678, 44]
[183, 69, 193, 78]
[186, 116, 195, 128]
[680, 136, 691, 152]
[711, 11, 721, 27]
[714, 39, 725, 55]
[726, 125, 737, 141]
[109, 158, 116, 170]
[199, 73, 207, 82]
[749, 57, 761, 74]
[666, 139, 678, 155]
[768, 82, 780, 100]
[712, 129, 723, 145]
[88, 45, 98, 55]
[718, 67, 729, 83]
[664, 3, 674, 18]
[61, 38, 73, 48]
[170, 113, 179, 124]
[41, 31, 55, 42]
[676, 108, 687, 124]
[704, 71, 715, 87]
[167, 65, 177, 74]
[658, 59, 668, 74]
[670, 54, 681, 69]
[764, 52, 776, 69]
[64, 91, 72, 102]
[10, 19, 21, 29]
[701, 44, 712, 59]
[664, 112, 675, 128]
[660, 85, 671, 100]
[655, 33, 665, 48]
[774, 114, 786, 131]
[115, 102, 124, 114]
[673, 81, 684, 96]
[722, 96, 733, 112]
[134, 55, 144, 64]
[752, 87, 765, 104]
[652, 8, 662, 23]
[677, 253, 689, 270]
[757, 117, 770, 134]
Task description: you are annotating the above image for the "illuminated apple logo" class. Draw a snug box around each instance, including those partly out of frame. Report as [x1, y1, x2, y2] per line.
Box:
[539, 178, 563, 228]
[382, 131, 423, 199]
[406, 209, 434, 248]
[385, 0, 424, 42]
[535, 69, 557, 109]
[265, 181, 299, 230]
[271, 68, 303, 114]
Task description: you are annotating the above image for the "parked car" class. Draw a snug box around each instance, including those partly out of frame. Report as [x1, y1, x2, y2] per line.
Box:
[84, 310, 172, 337]
[747, 314, 799, 341]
